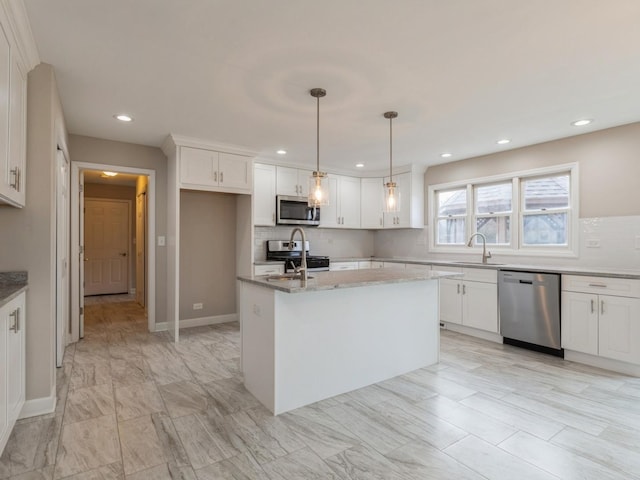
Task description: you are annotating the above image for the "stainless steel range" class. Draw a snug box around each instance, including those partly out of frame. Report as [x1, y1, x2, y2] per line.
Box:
[266, 240, 330, 272]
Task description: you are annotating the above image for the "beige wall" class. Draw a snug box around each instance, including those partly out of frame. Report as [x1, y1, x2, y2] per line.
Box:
[424, 122, 640, 220]
[84, 183, 137, 289]
[69, 135, 168, 324]
[0, 64, 67, 401]
[179, 191, 237, 320]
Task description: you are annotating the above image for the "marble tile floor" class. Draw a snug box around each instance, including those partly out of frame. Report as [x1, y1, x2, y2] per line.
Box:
[2, 301, 640, 479]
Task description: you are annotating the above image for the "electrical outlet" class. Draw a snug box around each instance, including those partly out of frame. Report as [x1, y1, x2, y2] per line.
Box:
[193, 303, 203, 310]
[157, 236, 166, 246]
[585, 238, 601, 248]
[253, 304, 261, 316]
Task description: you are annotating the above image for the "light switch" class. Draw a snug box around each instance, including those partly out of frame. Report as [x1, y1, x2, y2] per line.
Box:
[585, 238, 600, 248]
[158, 236, 166, 246]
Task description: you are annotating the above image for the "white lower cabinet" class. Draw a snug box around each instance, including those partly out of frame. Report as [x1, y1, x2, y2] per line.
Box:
[440, 268, 498, 333]
[562, 275, 640, 365]
[254, 264, 284, 276]
[1, 291, 26, 455]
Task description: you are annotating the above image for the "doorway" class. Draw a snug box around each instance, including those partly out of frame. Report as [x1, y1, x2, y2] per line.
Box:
[70, 163, 156, 342]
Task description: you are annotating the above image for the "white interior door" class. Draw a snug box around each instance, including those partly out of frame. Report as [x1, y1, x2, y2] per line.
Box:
[84, 199, 130, 296]
[136, 190, 146, 307]
[56, 150, 69, 367]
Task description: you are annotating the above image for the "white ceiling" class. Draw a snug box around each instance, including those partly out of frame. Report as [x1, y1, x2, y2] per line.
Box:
[23, 0, 640, 173]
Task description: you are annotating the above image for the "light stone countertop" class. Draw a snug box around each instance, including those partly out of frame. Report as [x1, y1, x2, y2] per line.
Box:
[328, 257, 640, 280]
[238, 268, 462, 294]
[0, 271, 28, 307]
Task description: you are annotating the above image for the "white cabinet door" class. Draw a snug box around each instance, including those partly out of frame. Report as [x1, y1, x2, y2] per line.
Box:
[561, 291, 598, 355]
[462, 281, 498, 333]
[276, 166, 312, 197]
[440, 278, 462, 325]
[253, 163, 276, 226]
[180, 147, 217, 187]
[6, 293, 24, 423]
[598, 295, 640, 364]
[320, 176, 340, 228]
[254, 264, 284, 276]
[339, 176, 361, 228]
[218, 152, 250, 190]
[360, 177, 384, 229]
[0, 23, 12, 205]
[383, 172, 411, 228]
[7, 55, 26, 206]
[0, 299, 8, 450]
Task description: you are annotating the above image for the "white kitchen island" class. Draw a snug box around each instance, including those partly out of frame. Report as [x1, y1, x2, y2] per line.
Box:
[237, 268, 459, 415]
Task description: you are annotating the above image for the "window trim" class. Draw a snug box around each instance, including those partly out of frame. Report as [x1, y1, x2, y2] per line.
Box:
[428, 163, 579, 258]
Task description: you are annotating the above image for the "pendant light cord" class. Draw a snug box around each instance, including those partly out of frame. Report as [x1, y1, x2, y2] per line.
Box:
[316, 94, 320, 173]
[389, 115, 393, 183]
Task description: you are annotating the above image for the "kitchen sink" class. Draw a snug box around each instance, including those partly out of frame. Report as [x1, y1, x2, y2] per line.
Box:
[265, 274, 314, 282]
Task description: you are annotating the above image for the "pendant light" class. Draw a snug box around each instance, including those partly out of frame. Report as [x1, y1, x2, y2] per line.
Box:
[383, 111, 400, 212]
[308, 88, 330, 207]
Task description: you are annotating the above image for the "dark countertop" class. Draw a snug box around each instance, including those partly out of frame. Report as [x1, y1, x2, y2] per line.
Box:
[0, 271, 28, 307]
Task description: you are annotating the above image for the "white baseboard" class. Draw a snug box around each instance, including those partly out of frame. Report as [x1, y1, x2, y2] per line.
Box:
[443, 322, 503, 344]
[19, 386, 56, 419]
[154, 313, 238, 333]
[565, 350, 640, 376]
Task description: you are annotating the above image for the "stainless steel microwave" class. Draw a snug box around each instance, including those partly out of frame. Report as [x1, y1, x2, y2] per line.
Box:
[276, 195, 320, 226]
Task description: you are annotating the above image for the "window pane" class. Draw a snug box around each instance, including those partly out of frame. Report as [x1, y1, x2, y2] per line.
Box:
[475, 183, 512, 214]
[476, 216, 510, 244]
[437, 218, 466, 244]
[523, 213, 567, 245]
[523, 175, 569, 211]
[437, 189, 466, 217]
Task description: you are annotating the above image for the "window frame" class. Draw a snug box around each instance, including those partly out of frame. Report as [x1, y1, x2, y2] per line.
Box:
[473, 180, 514, 247]
[428, 163, 579, 257]
[435, 186, 469, 246]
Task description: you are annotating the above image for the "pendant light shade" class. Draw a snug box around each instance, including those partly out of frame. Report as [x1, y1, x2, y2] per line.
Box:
[383, 111, 401, 213]
[308, 88, 330, 207]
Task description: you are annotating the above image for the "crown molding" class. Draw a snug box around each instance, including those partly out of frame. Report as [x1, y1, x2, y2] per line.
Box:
[162, 133, 259, 157]
[1, 0, 40, 70]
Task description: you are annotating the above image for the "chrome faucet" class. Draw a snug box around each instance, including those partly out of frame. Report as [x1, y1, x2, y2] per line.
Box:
[467, 233, 492, 264]
[289, 227, 307, 286]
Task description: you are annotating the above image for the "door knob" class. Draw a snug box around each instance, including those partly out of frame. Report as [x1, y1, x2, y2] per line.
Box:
[120, 252, 127, 257]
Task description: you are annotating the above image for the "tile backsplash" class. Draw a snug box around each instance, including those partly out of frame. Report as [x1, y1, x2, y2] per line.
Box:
[374, 215, 640, 270]
[254, 226, 375, 260]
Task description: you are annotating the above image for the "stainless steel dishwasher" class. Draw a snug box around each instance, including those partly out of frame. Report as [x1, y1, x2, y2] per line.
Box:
[498, 270, 563, 357]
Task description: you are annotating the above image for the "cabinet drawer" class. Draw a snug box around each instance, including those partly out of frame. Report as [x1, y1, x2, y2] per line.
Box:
[562, 275, 640, 298]
[254, 264, 284, 276]
[462, 267, 497, 283]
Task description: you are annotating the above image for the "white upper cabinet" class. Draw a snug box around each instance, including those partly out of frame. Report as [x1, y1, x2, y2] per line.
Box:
[253, 163, 276, 226]
[179, 146, 251, 193]
[0, 19, 27, 208]
[319, 174, 360, 229]
[360, 177, 384, 229]
[276, 166, 314, 197]
[383, 171, 423, 229]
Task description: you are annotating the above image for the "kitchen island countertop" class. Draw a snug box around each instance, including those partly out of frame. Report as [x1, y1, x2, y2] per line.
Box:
[238, 267, 461, 293]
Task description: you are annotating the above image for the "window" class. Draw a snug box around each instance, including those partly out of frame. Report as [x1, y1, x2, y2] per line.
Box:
[521, 174, 570, 246]
[429, 164, 578, 256]
[474, 182, 512, 245]
[436, 188, 467, 245]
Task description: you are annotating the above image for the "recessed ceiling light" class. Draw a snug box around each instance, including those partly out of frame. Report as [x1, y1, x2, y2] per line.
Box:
[276, 149, 287, 155]
[571, 119, 592, 126]
[440, 153, 452, 158]
[355, 163, 364, 168]
[101, 171, 118, 177]
[114, 114, 133, 122]
[497, 139, 511, 145]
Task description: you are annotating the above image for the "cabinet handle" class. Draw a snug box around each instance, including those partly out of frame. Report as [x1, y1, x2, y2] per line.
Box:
[213, 171, 218, 182]
[462, 284, 466, 295]
[588, 283, 607, 288]
[219, 172, 224, 183]
[9, 308, 19, 332]
[457, 284, 460, 294]
[10, 167, 19, 190]
[272, 213, 275, 223]
[590, 299, 594, 313]
[601, 300, 604, 315]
